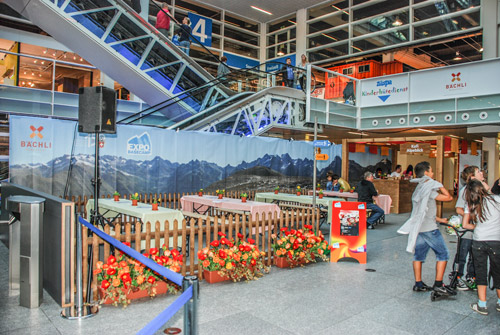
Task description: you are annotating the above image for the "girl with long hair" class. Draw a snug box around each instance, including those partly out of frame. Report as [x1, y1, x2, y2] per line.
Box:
[462, 179, 500, 315]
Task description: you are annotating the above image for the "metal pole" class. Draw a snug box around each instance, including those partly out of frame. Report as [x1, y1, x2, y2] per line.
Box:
[183, 275, 199, 335]
[312, 117, 318, 207]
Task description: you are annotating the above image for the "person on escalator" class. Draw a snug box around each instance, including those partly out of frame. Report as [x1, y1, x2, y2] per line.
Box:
[217, 56, 231, 84]
[178, 17, 192, 55]
[155, 3, 171, 38]
[280, 58, 295, 88]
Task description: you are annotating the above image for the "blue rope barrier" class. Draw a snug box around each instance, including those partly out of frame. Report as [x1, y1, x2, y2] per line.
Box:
[78, 216, 184, 286]
[137, 286, 193, 335]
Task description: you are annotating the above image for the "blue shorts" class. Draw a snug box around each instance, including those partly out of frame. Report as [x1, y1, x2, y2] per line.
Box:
[414, 229, 449, 262]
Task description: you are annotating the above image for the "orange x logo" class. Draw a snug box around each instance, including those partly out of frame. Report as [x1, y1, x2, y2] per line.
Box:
[29, 125, 44, 139]
[451, 72, 461, 82]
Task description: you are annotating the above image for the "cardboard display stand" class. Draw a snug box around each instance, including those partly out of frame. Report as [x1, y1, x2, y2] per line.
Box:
[330, 201, 367, 264]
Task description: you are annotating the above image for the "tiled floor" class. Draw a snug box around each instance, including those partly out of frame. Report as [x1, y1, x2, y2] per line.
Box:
[1, 210, 500, 334]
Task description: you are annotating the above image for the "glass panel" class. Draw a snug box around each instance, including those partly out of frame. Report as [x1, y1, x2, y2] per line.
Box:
[414, 11, 480, 40]
[353, 11, 409, 37]
[309, 43, 348, 62]
[308, 29, 348, 48]
[54, 64, 93, 94]
[309, 14, 349, 34]
[71, 9, 118, 39]
[268, 15, 296, 33]
[111, 37, 152, 66]
[353, 0, 409, 21]
[175, 0, 221, 20]
[267, 29, 296, 46]
[64, 0, 112, 13]
[267, 41, 296, 59]
[18, 56, 53, 91]
[223, 40, 258, 59]
[352, 29, 409, 52]
[414, 1, 481, 22]
[308, 1, 349, 20]
[224, 13, 259, 33]
[224, 26, 259, 46]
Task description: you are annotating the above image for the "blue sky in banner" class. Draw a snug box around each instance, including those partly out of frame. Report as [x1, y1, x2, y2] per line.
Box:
[10, 116, 340, 169]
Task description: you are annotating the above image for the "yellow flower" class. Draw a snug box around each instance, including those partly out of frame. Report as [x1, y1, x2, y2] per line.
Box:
[226, 262, 233, 270]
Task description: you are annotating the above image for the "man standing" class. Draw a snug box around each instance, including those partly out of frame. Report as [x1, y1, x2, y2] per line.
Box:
[398, 161, 454, 294]
[280, 58, 295, 88]
[356, 171, 385, 229]
[155, 3, 171, 38]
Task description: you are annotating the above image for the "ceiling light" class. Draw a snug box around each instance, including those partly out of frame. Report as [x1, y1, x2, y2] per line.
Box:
[347, 131, 367, 136]
[39, 74, 42, 77]
[479, 47, 484, 52]
[31, 72, 34, 76]
[250, 6, 272, 15]
[453, 51, 462, 60]
[322, 33, 338, 41]
[34, 60, 37, 63]
[448, 134, 462, 139]
[474, 139, 483, 143]
[417, 128, 435, 133]
[73, 55, 77, 60]
[287, 20, 296, 25]
[451, 19, 458, 24]
[277, 50, 285, 56]
[63, 52, 67, 58]
[352, 46, 363, 52]
[80, 58, 83, 61]
[41, 61, 45, 64]
[23, 71, 26, 74]
[392, 17, 403, 26]
[43, 49, 47, 54]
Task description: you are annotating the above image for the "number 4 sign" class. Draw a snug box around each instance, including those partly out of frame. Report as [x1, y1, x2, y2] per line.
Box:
[188, 13, 212, 47]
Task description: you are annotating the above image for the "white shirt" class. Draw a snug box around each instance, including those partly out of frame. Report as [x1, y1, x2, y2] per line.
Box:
[390, 171, 401, 177]
[464, 195, 500, 241]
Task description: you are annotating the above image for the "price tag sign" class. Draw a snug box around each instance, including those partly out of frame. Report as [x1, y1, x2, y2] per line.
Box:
[188, 13, 212, 47]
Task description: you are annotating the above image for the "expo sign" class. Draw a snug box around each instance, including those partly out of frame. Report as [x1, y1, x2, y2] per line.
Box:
[127, 132, 152, 155]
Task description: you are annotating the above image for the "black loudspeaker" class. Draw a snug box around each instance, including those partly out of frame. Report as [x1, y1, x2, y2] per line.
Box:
[78, 86, 116, 134]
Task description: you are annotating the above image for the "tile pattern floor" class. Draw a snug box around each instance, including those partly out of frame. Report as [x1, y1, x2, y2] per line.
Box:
[1, 211, 500, 334]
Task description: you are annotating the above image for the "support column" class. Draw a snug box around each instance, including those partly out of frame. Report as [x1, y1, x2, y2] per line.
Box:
[482, 0, 499, 59]
[259, 22, 266, 68]
[436, 136, 444, 217]
[295, 8, 307, 65]
[99, 72, 115, 89]
[482, 137, 500, 186]
[342, 139, 349, 182]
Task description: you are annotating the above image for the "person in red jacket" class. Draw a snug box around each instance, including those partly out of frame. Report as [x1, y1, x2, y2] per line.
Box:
[155, 3, 171, 38]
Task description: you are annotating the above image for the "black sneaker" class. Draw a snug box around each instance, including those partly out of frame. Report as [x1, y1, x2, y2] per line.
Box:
[496, 302, 500, 312]
[367, 224, 374, 230]
[433, 285, 456, 296]
[471, 303, 489, 315]
[413, 282, 431, 292]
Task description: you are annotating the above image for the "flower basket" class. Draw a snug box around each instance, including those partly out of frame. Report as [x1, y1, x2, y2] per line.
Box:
[152, 203, 159, 211]
[98, 280, 169, 304]
[131, 199, 138, 206]
[274, 190, 279, 194]
[241, 197, 247, 203]
[275, 257, 307, 268]
[274, 186, 279, 194]
[319, 193, 324, 199]
[350, 189, 354, 193]
[203, 270, 229, 284]
[218, 194, 223, 199]
[339, 189, 344, 193]
[198, 233, 269, 283]
[296, 192, 301, 196]
[198, 192, 203, 196]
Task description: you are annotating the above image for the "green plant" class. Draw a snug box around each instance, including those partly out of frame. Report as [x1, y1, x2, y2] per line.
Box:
[95, 243, 182, 307]
[216, 189, 225, 195]
[113, 191, 120, 196]
[240, 192, 248, 198]
[199, 188, 203, 193]
[296, 186, 301, 192]
[319, 189, 324, 195]
[274, 186, 280, 191]
[131, 193, 139, 200]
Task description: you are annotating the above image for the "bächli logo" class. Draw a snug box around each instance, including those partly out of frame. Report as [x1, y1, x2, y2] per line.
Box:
[30, 125, 43, 139]
[22, 125, 52, 149]
[451, 72, 461, 82]
[446, 72, 466, 90]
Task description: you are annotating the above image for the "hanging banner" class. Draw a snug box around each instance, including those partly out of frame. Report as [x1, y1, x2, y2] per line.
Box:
[359, 74, 409, 107]
[224, 53, 259, 70]
[188, 12, 212, 47]
[10, 115, 343, 197]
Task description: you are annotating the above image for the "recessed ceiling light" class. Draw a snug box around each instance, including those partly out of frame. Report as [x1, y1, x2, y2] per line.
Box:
[347, 131, 367, 136]
[417, 128, 435, 133]
[392, 17, 403, 26]
[250, 6, 272, 15]
[453, 51, 462, 61]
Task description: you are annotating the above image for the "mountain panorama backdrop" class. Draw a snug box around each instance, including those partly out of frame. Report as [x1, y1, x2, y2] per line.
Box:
[9, 116, 390, 197]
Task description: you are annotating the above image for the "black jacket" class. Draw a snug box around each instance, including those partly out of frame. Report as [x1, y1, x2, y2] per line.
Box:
[356, 179, 378, 204]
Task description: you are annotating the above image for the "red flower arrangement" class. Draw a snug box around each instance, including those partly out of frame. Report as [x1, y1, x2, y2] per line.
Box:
[271, 225, 331, 267]
[197, 232, 269, 282]
[95, 242, 182, 307]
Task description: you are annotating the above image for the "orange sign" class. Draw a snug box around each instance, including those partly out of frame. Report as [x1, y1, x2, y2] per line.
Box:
[315, 154, 329, 160]
[330, 202, 367, 264]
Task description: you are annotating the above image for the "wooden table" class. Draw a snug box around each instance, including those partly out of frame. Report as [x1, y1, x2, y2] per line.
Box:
[307, 190, 392, 214]
[180, 195, 280, 221]
[254, 192, 344, 225]
[86, 198, 184, 248]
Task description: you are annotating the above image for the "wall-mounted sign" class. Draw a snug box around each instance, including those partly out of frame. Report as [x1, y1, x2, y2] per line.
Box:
[188, 12, 212, 47]
[400, 142, 431, 155]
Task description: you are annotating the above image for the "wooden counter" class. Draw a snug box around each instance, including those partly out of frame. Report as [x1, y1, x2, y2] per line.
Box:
[372, 179, 417, 214]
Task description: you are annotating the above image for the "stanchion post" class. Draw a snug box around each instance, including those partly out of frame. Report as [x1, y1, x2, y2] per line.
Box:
[182, 275, 199, 335]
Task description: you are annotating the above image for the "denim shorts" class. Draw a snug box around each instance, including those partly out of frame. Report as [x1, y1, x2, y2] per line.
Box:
[414, 229, 449, 262]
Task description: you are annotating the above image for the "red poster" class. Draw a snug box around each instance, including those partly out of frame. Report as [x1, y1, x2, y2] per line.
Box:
[330, 201, 367, 264]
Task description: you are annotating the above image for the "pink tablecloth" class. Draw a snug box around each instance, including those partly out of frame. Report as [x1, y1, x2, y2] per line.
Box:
[180, 195, 280, 221]
[307, 191, 392, 214]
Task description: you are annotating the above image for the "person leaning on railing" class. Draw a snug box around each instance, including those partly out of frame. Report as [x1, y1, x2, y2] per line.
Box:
[155, 3, 171, 38]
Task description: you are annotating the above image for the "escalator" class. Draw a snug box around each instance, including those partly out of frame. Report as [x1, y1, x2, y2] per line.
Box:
[4, 0, 315, 133]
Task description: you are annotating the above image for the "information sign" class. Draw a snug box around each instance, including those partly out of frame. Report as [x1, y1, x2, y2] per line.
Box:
[188, 13, 212, 47]
[315, 154, 329, 161]
[330, 202, 367, 264]
[313, 140, 331, 147]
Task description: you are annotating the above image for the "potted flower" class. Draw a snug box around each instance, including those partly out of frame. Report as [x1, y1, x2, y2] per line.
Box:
[296, 186, 302, 196]
[198, 188, 203, 197]
[113, 191, 120, 202]
[240, 192, 248, 203]
[152, 199, 159, 211]
[197, 232, 269, 283]
[350, 187, 355, 193]
[95, 242, 182, 307]
[216, 189, 225, 199]
[271, 225, 331, 268]
[316, 183, 321, 191]
[339, 187, 344, 193]
[274, 186, 279, 194]
[131, 192, 139, 206]
[318, 189, 324, 199]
